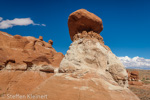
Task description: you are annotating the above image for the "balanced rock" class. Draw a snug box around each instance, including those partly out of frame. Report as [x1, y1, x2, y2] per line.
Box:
[68, 9, 103, 41]
[55, 9, 140, 100]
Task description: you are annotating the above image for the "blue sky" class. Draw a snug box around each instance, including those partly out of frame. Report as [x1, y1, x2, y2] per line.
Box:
[0, 0, 150, 60]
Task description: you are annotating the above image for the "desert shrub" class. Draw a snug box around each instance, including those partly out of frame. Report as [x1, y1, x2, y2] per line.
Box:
[142, 78, 145, 81]
[142, 80, 150, 85]
[146, 77, 149, 80]
[0, 93, 4, 97]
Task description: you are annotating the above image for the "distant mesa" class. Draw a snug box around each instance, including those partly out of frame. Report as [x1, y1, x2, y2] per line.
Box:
[68, 9, 103, 41]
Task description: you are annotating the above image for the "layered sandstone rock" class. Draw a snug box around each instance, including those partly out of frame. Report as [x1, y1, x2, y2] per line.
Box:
[59, 38, 128, 87]
[0, 31, 64, 72]
[0, 70, 139, 100]
[128, 71, 139, 81]
[31, 72, 139, 100]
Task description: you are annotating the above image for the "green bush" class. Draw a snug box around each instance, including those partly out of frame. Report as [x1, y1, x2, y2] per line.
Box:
[146, 77, 150, 80]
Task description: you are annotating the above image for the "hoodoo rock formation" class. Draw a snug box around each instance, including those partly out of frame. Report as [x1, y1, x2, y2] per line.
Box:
[0, 31, 64, 71]
[56, 9, 139, 100]
[0, 9, 140, 100]
[60, 9, 129, 87]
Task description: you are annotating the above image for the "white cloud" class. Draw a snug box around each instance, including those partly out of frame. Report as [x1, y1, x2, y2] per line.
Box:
[41, 24, 46, 26]
[0, 17, 3, 21]
[0, 17, 46, 29]
[118, 56, 150, 69]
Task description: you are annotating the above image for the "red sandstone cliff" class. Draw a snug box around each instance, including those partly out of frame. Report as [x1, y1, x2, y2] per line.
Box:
[0, 31, 64, 71]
